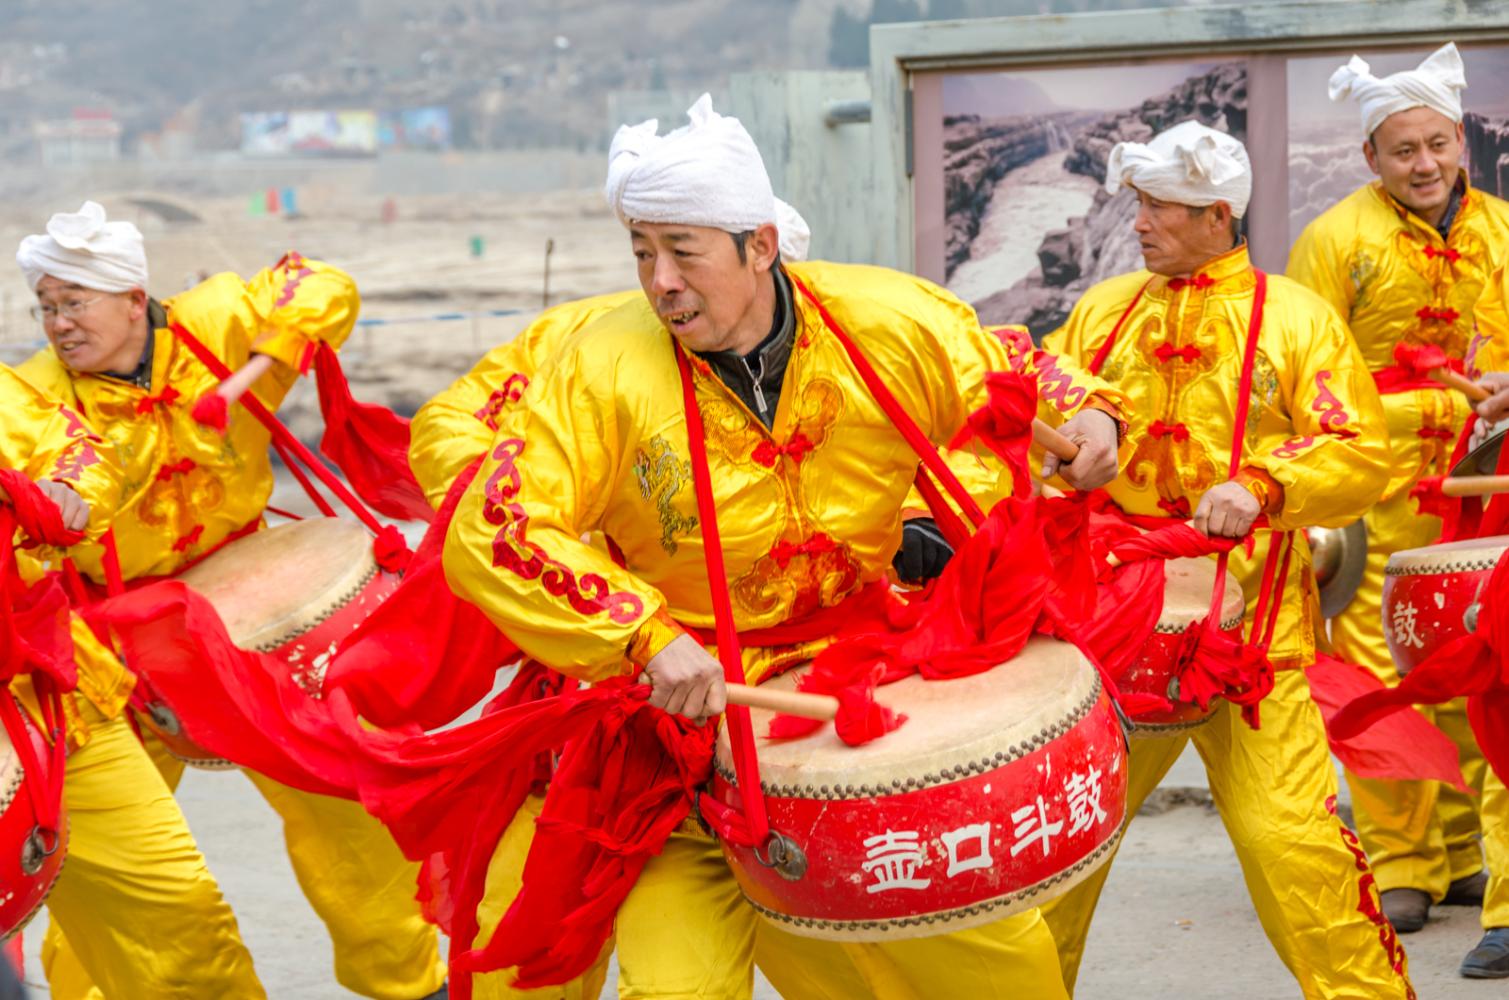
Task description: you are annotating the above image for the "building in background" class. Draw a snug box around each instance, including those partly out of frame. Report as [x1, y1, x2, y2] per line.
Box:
[35, 109, 122, 166]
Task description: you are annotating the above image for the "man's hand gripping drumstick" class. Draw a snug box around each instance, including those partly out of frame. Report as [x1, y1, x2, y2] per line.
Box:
[1037, 413, 1119, 490]
[645, 637, 847, 724]
[1467, 372, 1509, 451]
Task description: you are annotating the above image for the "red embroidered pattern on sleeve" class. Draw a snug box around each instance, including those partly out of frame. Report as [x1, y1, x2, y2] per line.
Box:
[1312, 371, 1359, 439]
[482, 437, 644, 625]
[49, 403, 103, 483]
[1272, 435, 1316, 460]
[473, 373, 531, 432]
[1032, 353, 1088, 412]
[272, 252, 315, 308]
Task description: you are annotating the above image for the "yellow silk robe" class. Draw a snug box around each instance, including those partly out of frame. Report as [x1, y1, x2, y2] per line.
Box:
[19, 255, 358, 583]
[1045, 245, 1391, 666]
[443, 260, 1127, 684]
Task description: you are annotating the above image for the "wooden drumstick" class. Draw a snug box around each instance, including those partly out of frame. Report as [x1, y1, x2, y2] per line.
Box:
[726, 685, 839, 721]
[1429, 367, 1492, 403]
[1441, 475, 1509, 498]
[1034, 419, 1081, 462]
[216, 353, 278, 405]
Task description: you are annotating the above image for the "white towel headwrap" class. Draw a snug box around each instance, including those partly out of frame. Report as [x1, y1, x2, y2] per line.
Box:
[1104, 120, 1253, 219]
[1329, 43, 1466, 140]
[16, 201, 149, 293]
[605, 93, 776, 235]
[773, 198, 811, 262]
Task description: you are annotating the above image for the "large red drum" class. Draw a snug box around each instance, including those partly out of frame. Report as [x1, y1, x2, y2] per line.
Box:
[0, 697, 67, 939]
[1120, 557, 1245, 736]
[1383, 535, 1508, 676]
[710, 636, 1128, 940]
[134, 518, 400, 768]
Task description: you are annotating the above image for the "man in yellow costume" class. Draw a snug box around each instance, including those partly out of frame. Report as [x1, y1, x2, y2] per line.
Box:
[14, 202, 448, 1000]
[441, 94, 1126, 999]
[1040, 121, 1411, 999]
[1288, 42, 1509, 960]
[3, 361, 269, 997]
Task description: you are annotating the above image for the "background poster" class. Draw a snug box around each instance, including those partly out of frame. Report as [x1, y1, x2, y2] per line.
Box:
[1287, 47, 1509, 244]
[941, 60, 1246, 338]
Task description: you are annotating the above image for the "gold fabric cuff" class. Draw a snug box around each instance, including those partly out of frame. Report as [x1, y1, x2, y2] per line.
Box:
[1235, 467, 1285, 516]
[626, 605, 686, 668]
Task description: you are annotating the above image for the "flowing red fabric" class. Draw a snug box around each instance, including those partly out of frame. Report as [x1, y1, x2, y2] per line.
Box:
[323, 457, 520, 731]
[767, 496, 1057, 744]
[465, 686, 712, 990]
[313, 343, 435, 523]
[1332, 554, 1509, 783]
[1305, 652, 1466, 790]
[947, 370, 1037, 499]
[83, 561, 701, 997]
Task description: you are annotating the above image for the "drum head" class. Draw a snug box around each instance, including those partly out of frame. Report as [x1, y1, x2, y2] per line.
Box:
[1387, 534, 1509, 575]
[1452, 426, 1507, 478]
[1159, 558, 1245, 631]
[715, 636, 1098, 795]
[175, 518, 378, 651]
[1309, 519, 1368, 618]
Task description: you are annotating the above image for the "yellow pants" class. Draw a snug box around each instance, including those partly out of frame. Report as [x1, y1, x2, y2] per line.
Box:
[37, 703, 265, 999]
[1041, 670, 1415, 999]
[475, 807, 1067, 999]
[47, 728, 446, 1000]
[1331, 489, 1509, 914]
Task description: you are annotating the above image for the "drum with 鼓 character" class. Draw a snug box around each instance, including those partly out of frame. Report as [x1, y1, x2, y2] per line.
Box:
[1119, 557, 1246, 736]
[709, 635, 1127, 941]
[1383, 535, 1508, 676]
[0, 696, 66, 939]
[133, 517, 400, 768]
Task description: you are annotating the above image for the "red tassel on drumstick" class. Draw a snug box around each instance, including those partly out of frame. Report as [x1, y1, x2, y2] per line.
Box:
[1394, 341, 1491, 402]
[191, 353, 277, 432]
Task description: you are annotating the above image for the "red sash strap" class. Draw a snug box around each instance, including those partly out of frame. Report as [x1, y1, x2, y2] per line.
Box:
[1088, 280, 1152, 377]
[788, 274, 988, 530]
[674, 347, 770, 848]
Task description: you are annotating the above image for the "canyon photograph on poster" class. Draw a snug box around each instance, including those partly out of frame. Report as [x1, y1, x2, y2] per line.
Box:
[1287, 46, 1509, 245]
[942, 60, 1246, 338]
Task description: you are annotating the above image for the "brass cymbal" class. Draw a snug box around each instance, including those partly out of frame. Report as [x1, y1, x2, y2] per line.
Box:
[1308, 519, 1368, 619]
[1452, 425, 1508, 478]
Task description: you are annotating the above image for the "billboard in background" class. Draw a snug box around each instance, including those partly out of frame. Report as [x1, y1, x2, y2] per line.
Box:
[379, 107, 453, 151]
[240, 111, 290, 155]
[241, 109, 378, 157]
[288, 110, 377, 156]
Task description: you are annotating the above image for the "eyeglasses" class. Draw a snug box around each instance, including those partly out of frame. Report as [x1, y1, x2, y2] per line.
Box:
[30, 296, 106, 324]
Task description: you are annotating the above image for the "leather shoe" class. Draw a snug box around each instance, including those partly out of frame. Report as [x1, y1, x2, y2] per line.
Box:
[1461, 928, 1509, 978]
[1381, 888, 1431, 933]
[1443, 870, 1489, 907]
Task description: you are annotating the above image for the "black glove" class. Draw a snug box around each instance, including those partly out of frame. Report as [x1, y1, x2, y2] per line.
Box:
[891, 518, 955, 584]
